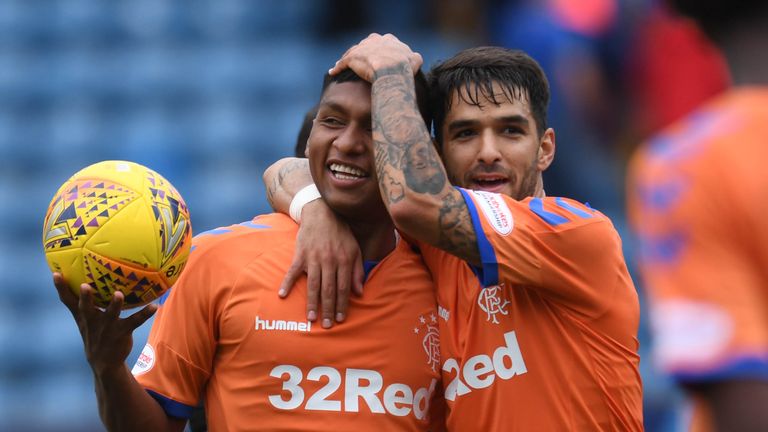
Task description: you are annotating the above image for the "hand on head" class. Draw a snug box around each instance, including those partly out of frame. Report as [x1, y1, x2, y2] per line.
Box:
[329, 33, 423, 82]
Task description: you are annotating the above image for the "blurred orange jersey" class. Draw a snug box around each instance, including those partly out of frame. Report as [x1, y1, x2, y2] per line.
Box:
[628, 88, 768, 429]
[420, 191, 642, 431]
[133, 213, 444, 431]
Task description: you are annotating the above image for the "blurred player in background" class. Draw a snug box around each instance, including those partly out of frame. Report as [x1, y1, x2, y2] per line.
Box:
[267, 34, 643, 430]
[53, 66, 444, 431]
[627, 1, 768, 430]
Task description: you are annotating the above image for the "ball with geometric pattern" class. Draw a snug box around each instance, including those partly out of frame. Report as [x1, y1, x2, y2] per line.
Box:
[43, 160, 192, 309]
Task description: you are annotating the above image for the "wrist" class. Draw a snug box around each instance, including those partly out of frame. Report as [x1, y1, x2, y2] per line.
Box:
[289, 184, 322, 223]
[372, 61, 412, 80]
[92, 362, 129, 383]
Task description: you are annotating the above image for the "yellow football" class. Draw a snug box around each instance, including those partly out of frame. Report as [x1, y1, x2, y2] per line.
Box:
[43, 161, 192, 309]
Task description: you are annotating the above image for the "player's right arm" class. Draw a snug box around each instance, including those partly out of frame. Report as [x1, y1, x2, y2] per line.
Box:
[263, 157, 313, 212]
[53, 273, 185, 432]
[262, 157, 363, 327]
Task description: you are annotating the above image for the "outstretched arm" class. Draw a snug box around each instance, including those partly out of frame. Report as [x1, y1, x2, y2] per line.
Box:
[54, 273, 185, 432]
[331, 34, 481, 265]
[262, 158, 364, 327]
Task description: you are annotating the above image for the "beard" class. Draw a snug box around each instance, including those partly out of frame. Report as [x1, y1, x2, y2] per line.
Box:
[513, 161, 539, 200]
[450, 158, 540, 201]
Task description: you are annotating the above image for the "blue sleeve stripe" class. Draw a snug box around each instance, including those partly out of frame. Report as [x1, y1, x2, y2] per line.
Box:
[672, 356, 768, 383]
[555, 197, 593, 218]
[639, 230, 687, 265]
[239, 221, 270, 229]
[457, 188, 499, 286]
[146, 389, 197, 419]
[195, 228, 232, 237]
[530, 197, 569, 226]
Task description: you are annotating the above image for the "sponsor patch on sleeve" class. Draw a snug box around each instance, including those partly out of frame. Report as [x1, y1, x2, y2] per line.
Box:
[131, 344, 156, 376]
[470, 190, 514, 235]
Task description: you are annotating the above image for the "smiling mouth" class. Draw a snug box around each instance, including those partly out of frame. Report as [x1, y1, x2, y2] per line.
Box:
[472, 177, 509, 188]
[329, 163, 369, 180]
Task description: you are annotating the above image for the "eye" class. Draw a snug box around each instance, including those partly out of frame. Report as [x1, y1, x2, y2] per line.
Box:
[319, 117, 345, 127]
[502, 126, 524, 136]
[453, 129, 477, 140]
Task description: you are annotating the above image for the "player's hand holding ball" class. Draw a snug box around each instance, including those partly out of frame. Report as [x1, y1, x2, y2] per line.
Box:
[44, 160, 192, 370]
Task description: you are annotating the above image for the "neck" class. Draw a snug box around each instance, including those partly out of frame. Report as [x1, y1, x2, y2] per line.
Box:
[533, 176, 546, 198]
[347, 218, 398, 261]
[720, 22, 768, 86]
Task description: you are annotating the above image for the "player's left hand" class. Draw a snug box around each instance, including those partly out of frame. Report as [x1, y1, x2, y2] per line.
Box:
[329, 33, 423, 82]
[278, 200, 364, 328]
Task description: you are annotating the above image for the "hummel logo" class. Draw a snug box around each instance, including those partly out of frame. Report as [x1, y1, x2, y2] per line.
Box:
[255, 316, 312, 332]
[438, 305, 450, 322]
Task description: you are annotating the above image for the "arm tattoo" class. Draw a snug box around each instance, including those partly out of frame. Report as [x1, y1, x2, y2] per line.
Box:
[266, 158, 310, 209]
[372, 62, 481, 264]
[372, 65, 446, 197]
[278, 158, 309, 183]
[437, 192, 480, 264]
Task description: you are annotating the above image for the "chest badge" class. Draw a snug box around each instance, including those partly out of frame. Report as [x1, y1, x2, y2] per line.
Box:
[478, 284, 510, 324]
[414, 314, 440, 371]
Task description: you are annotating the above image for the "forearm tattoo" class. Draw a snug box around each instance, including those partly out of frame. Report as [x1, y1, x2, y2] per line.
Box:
[372, 63, 480, 264]
[373, 64, 446, 195]
[437, 192, 481, 263]
[266, 158, 310, 209]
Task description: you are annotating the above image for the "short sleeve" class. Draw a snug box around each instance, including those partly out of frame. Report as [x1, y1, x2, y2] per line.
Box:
[459, 189, 629, 317]
[133, 237, 231, 418]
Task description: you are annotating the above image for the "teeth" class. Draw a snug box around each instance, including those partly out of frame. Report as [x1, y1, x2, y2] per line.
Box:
[334, 173, 359, 180]
[330, 163, 367, 178]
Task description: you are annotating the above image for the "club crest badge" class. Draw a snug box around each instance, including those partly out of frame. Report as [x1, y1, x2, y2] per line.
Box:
[414, 314, 440, 371]
[478, 284, 510, 324]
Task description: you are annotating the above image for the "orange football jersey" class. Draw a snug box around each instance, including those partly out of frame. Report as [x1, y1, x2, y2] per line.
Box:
[134, 213, 444, 431]
[421, 190, 643, 431]
[628, 88, 768, 431]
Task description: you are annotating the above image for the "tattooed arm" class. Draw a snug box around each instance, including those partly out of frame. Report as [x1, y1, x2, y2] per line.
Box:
[332, 33, 481, 265]
[263, 157, 313, 213]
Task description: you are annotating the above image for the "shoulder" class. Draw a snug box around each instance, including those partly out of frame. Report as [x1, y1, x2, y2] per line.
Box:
[629, 90, 768, 216]
[464, 190, 615, 234]
[188, 213, 297, 267]
[519, 196, 612, 229]
[520, 196, 623, 256]
[169, 214, 296, 301]
[630, 89, 767, 175]
[459, 189, 622, 256]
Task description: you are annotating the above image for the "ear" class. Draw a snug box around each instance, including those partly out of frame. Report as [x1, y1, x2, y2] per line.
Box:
[304, 141, 310, 158]
[537, 128, 555, 171]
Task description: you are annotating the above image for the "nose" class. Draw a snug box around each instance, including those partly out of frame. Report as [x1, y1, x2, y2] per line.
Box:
[333, 124, 368, 154]
[477, 130, 502, 164]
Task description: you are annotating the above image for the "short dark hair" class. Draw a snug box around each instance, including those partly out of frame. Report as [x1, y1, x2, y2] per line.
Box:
[669, 0, 768, 42]
[428, 46, 550, 144]
[320, 68, 432, 126]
